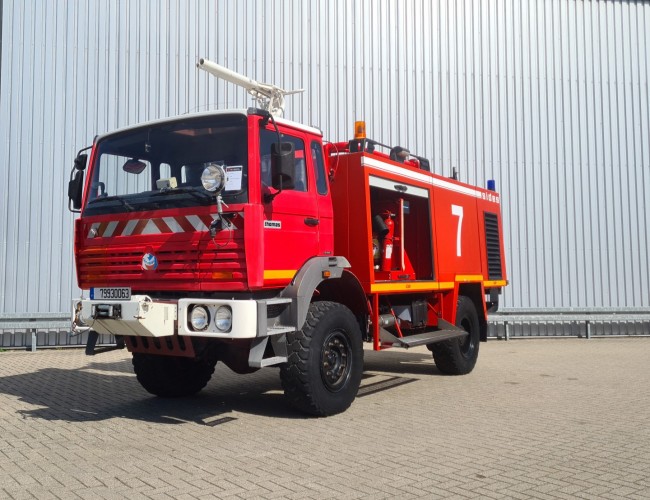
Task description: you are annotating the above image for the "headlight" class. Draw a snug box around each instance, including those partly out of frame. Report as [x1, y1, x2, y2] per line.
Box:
[201, 164, 226, 192]
[189, 306, 210, 331]
[215, 306, 232, 332]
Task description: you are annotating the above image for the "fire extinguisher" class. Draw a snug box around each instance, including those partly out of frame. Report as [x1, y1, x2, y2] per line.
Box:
[381, 211, 395, 271]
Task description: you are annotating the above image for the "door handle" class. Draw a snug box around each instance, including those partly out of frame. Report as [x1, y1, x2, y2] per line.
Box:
[304, 217, 320, 226]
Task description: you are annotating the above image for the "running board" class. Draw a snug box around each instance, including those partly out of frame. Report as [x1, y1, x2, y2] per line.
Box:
[380, 322, 468, 348]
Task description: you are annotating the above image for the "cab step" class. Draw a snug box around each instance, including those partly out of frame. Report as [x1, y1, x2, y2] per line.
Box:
[380, 319, 467, 348]
[257, 298, 294, 336]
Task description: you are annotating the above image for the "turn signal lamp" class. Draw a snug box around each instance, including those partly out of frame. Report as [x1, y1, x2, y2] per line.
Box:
[354, 121, 366, 140]
[212, 271, 234, 280]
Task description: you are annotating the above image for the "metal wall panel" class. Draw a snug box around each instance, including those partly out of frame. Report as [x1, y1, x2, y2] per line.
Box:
[0, 0, 649, 316]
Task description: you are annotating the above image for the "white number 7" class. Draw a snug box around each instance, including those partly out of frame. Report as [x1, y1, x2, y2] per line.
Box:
[451, 204, 463, 257]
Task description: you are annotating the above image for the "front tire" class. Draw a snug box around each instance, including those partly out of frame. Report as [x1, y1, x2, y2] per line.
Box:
[280, 301, 364, 416]
[430, 295, 480, 375]
[132, 352, 217, 397]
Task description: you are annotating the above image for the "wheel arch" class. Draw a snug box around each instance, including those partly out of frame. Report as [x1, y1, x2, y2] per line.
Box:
[281, 257, 367, 331]
[315, 269, 368, 325]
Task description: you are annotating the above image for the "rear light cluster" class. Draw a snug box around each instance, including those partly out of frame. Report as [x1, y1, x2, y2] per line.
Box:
[188, 305, 232, 332]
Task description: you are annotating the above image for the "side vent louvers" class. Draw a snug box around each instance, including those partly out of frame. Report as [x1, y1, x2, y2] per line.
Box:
[484, 212, 502, 280]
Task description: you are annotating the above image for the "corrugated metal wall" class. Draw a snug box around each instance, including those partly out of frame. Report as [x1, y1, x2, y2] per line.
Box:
[1, 0, 649, 316]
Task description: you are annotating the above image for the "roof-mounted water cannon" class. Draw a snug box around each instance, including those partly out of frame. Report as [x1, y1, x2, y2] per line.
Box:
[197, 57, 303, 116]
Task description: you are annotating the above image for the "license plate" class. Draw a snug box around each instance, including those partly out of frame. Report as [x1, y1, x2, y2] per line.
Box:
[90, 287, 131, 301]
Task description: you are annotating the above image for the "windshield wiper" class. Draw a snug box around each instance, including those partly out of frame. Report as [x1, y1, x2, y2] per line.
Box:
[151, 186, 215, 201]
[87, 195, 134, 211]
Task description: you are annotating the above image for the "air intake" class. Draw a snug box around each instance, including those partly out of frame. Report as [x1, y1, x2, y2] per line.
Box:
[484, 212, 502, 280]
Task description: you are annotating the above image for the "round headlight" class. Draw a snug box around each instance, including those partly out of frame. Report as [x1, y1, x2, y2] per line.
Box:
[201, 164, 226, 192]
[189, 306, 210, 331]
[215, 306, 232, 332]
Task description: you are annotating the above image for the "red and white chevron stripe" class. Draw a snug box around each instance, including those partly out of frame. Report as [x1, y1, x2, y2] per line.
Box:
[87, 214, 239, 238]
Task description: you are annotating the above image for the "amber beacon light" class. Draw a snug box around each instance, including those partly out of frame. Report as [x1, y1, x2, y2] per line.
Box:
[354, 121, 366, 140]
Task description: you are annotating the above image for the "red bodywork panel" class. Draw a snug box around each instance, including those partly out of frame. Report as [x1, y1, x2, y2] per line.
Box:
[328, 146, 507, 288]
[76, 205, 253, 292]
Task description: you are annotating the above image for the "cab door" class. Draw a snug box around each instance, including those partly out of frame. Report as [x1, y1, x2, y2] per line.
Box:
[310, 139, 334, 255]
[260, 127, 319, 286]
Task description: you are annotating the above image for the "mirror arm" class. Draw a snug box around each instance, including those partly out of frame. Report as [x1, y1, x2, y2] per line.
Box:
[263, 189, 281, 204]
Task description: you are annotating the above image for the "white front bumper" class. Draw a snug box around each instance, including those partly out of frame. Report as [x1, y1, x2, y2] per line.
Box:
[72, 295, 258, 339]
[74, 295, 177, 337]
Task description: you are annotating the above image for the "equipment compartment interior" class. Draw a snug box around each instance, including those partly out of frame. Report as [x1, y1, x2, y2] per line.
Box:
[369, 181, 434, 282]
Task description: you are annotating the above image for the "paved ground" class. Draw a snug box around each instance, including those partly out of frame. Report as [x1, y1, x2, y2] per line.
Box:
[0, 338, 649, 499]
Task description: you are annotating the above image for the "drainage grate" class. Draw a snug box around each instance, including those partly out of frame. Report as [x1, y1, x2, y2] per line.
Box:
[203, 416, 237, 427]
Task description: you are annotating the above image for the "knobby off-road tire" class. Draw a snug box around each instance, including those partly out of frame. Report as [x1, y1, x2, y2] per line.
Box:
[430, 295, 480, 375]
[280, 301, 364, 416]
[132, 352, 217, 397]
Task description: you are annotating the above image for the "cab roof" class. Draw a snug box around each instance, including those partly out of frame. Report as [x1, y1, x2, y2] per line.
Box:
[95, 108, 323, 142]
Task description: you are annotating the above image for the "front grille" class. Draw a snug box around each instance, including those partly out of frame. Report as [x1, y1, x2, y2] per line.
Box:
[78, 247, 198, 284]
[77, 241, 247, 290]
[484, 212, 503, 280]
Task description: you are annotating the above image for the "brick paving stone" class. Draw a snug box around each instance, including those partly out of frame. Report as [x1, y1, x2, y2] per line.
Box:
[1, 338, 650, 498]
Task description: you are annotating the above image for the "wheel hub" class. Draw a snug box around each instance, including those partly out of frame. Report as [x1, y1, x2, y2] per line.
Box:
[321, 330, 351, 392]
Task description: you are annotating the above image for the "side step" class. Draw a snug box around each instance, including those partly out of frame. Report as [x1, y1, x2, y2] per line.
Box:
[380, 320, 468, 348]
[257, 298, 295, 336]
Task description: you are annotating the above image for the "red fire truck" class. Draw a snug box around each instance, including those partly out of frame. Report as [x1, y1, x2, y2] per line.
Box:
[68, 59, 507, 416]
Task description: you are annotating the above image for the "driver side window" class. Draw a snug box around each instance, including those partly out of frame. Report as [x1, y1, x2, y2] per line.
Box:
[260, 129, 307, 192]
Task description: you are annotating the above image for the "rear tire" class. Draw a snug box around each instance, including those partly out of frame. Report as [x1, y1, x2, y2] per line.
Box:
[430, 296, 480, 375]
[280, 301, 363, 416]
[132, 352, 217, 397]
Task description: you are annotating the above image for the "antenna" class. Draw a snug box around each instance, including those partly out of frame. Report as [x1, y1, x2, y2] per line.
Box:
[197, 58, 303, 116]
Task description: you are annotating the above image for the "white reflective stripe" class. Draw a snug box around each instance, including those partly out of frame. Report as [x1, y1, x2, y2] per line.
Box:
[123, 219, 138, 236]
[103, 221, 118, 238]
[140, 220, 159, 235]
[163, 217, 184, 233]
[87, 222, 100, 238]
[186, 215, 207, 231]
[369, 175, 429, 199]
[361, 156, 487, 199]
[431, 177, 483, 198]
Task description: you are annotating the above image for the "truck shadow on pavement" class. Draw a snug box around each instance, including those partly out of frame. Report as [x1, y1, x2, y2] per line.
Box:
[363, 348, 442, 376]
[1, 350, 437, 423]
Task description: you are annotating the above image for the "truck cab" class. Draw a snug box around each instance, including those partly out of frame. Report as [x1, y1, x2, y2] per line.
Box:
[72, 109, 331, 293]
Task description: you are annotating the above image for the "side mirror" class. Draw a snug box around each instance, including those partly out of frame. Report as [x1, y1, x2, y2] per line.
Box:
[271, 142, 295, 191]
[122, 158, 147, 174]
[68, 170, 84, 210]
[74, 153, 88, 171]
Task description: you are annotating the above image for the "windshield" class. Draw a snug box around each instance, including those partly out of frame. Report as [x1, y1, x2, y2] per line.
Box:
[84, 114, 248, 215]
